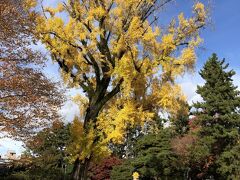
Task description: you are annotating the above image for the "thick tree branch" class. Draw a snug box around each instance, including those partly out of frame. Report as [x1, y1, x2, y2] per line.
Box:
[81, 40, 101, 85]
[100, 78, 123, 107]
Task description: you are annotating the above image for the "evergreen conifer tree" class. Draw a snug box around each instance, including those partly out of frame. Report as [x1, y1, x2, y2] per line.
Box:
[192, 53, 240, 179]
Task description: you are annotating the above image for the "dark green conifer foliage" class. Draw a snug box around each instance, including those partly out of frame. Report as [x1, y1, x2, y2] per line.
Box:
[111, 128, 183, 180]
[193, 53, 240, 179]
[171, 102, 190, 135]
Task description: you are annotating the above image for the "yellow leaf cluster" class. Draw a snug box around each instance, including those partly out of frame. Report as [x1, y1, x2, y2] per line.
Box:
[88, 7, 106, 21]
[97, 99, 154, 144]
[24, 0, 37, 9]
[151, 81, 187, 115]
[72, 94, 89, 119]
[194, 2, 206, 21]
[133, 172, 140, 179]
[67, 118, 110, 162]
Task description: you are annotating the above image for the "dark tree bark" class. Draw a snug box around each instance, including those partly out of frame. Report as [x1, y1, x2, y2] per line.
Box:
[72, 158, 91, 180]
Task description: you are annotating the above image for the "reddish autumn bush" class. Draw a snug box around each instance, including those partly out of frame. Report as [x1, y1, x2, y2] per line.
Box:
[88, 156, 123, 180]
[171, 134, 196, 158]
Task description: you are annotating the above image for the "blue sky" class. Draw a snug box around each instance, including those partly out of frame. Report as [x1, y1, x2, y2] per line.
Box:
[153, 0, 240, 103]
[175, 0, 240, 103]
[157, 0, 240, 68]
[1, 0, 240, 156]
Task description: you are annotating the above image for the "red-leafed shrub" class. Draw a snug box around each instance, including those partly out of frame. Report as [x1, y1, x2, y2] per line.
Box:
[171, 134, 197, 159]
[88, 156, 123, 180]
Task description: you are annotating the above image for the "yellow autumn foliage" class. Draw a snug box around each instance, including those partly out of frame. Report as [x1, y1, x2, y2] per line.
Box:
[97, 99, 154, 144]
[28, 0, 207, 162]
[68, 118, 110, 163]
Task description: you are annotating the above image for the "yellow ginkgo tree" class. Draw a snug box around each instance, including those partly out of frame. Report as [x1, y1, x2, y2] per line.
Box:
[28, 0, 206, 179]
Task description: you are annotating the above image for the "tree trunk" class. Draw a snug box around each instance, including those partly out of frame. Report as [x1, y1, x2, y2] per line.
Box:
[71, 89, 116, 179]
[71, 158, 91, 180]
[71, 106, 95, 180]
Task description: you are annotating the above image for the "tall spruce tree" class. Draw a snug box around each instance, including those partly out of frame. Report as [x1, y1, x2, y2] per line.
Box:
[192, 53, 240, 179]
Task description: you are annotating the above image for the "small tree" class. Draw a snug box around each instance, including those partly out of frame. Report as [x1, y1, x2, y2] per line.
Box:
[88, 155, 122, 180]
[171, 102, 190, 135]
[23, 122, 71, 179]
[29, 0, 206, 179]
[111, 128, 182, 179]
